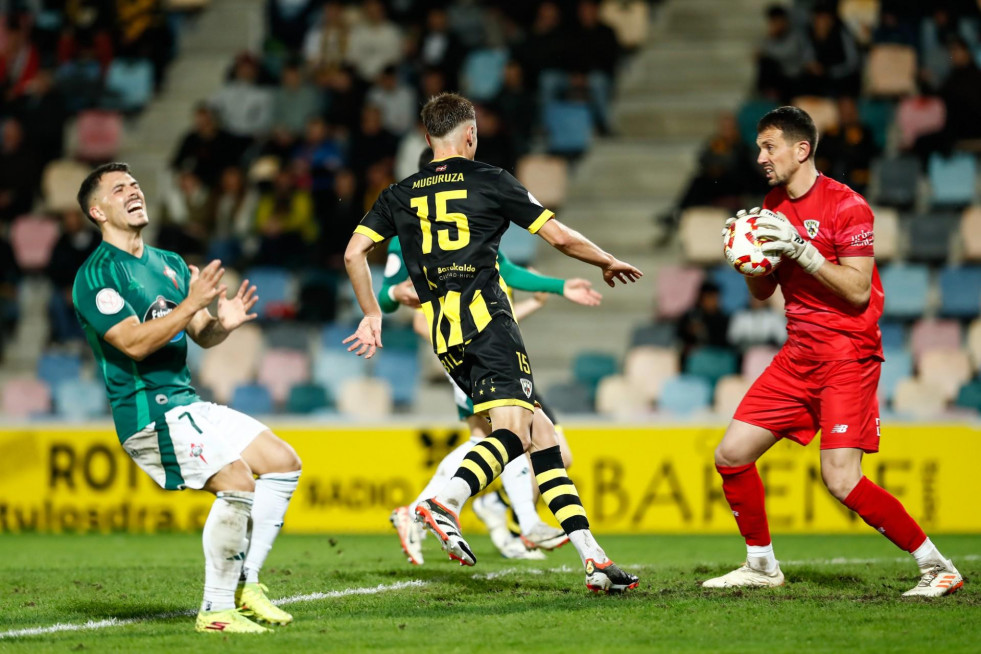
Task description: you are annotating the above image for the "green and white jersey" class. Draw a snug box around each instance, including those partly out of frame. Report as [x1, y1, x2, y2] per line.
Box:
[73, 241, 200, 441]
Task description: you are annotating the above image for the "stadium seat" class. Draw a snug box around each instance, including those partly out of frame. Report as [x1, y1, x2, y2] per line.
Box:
[320, 322, 360, 352]
[243, 267, 295, 319]
[313, 348, 369, 399]
[0, 378, 52, 418]
[954, 379, 981, 412]
[53, 378, 108, 419]
[199, 323, 262, 403]
[713, 374, 751, 417]
[655, 265, 705, 320]
[264, 322, 313, 352]
[230, 383, 274, 415]
[572, 351, 619, 397]
[737, 99, 779, 147]
[873, 157, 920, 208]
[967, 318, 981, 371]
[73, 109, 124, 163]
[910, 319, 961, 363]
[892, 377, 947, 418]
[257, 348, 310, 405]
[865, 44, 917, 97]
[839, 0, 880, 45]
[337, 377, 393, 419]
[599, 0, 650, 50]
[543, 101, 593, 155]
[679, 206, 729, 265]
[879, 348, 912, 403]
[286, 382, 332, 414]
[499, 224, 538, 266]
[939, 266, 981, 318]
[629, 322, 677, 348]
[791, 96, 839, 133]
[623, 345, 679, 402]
[103, 58, 154, 113]
[42, 159, 91, 212]
[906, 212, 960, 264]
[10, 214, 60, 272]
[544, 380, 593, 414]
[928, 152, 977, 207]
[382, 326, 420, 353]
[741, 345, 779, 381]
[461, 48, 508, 101]
[375, 349, 421, 407]
[685, 346, 739, 388]
[871, 206, 899, 262]
[918, 347, 972, 401]
[858, 98, 894, 150]
[709, 264, 750, 315]
[37, 352, 82, 389]
[896, 95, 945, 150]
[878, 320, 906, 350]
[961, 206, 981, 261]
[515, 155, 569, 209]
[879, 264, 929, 320]
[658, 375, 711, 416]
[595, 374, 651, 418]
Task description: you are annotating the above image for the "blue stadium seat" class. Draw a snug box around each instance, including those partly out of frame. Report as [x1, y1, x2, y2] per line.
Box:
[37, 352, 82, 389]
[500, 225, 538, 266]
[878, 320, 906, 350]
[929, 152, 977, 207]
[684, 346, 739, 388]
[286, 382, 332, 414]
[709, 264, 750, 314]
[375, 350, 421, 407]
[906, 212, 960, 264]
[878, 348, 912, 403]
[659, 375, 712, 415]
[543, 101, 593, 155]
[461, 48, 508, 101]
[230, 383, 274, 415]
[858, 98, 894, 150]
[737, 99, 779, 147]
[383, 326, 420, 353]
[53, 379, 108, 419]
[874, 156, 920, 208]
[320, 322, 360, 352]
[103, 58, 154, 113]
[244, 267, 294, 319]
[265, 322, 312, 351]
[572, 351, 619, 396]
[630, 322, 677, 348]
[879, 264, 929, 320]
[544, 380, 593, 414]
[313, 348, 369, 399]
[939, 266, 981, 318]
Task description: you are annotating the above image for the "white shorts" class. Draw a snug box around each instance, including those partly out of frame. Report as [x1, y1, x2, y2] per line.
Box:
[122, 402, 268, 490]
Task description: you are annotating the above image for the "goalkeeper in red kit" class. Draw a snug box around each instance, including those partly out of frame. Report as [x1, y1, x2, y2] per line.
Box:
[703, 106, 963, 597]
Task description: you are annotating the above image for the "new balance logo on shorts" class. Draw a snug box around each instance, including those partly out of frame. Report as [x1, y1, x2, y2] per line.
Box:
[830, 424, 849, 433]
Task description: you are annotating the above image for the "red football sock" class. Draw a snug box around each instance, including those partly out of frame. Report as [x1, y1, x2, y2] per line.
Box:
[717, 462, 771, 547]
[842, 476, 927, 553]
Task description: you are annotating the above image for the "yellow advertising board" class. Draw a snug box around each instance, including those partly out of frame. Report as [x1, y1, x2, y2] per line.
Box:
[0, 424, 978, 534]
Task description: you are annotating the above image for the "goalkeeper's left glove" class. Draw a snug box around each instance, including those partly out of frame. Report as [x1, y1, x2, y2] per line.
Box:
[755, 209, 826, 274]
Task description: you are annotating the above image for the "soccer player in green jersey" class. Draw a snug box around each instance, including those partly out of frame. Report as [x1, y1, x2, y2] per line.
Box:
[73, 163, 302, 633]
[344, 93, 643, 592]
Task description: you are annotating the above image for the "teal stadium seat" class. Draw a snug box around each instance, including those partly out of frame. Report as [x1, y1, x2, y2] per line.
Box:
[879, 264, 929, 320]
[737, 99, 779, 147]
[461, 48, 508, 101]
[543, 101, 593, 155]
[286, 382, 332, 414]
[859, 98, 895, 150]
[684, 346, 739, 388]
[572, 352, 619, 398]
[659, 375, 711, 415]
[878, 348, 913, 403]
[939, 266, 981, 318]
[929, 152, 977, 208]
[103, 58, 154, 113]
[955, 379, 981, 412]
[53, 379, 108, 419]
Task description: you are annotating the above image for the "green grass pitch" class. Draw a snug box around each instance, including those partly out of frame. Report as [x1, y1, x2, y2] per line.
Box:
[0, 532, 977, 652]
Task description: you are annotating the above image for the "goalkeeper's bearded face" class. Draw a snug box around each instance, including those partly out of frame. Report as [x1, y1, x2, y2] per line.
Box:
[756, 127, 800, 188]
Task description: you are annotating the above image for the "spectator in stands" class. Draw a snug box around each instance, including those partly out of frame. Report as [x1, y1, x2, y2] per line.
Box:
[756, 4, 808, 102]
[291, 115, 345, 219]
[473, 104, 516, 172]
[494, 60, 537, 158]
[512, 0, 566, 91]
[0, 229, 18, 360]
[418, 7, 466, 90]
[727, 295, 787, 352]
[419, 65, 448, 102]
[345, 0, 403, 84]
[113, 0, 174, 89]
[322, 64, 365, 132]
[211, 52, 274, 152]
[799, 5, 862, 98]
[0, 13, 40, 103]
[265, 0, 318, 53]
[157, 170, 211, 260]
[347, 104, 398, 176]
[815, 96, 880, 195]
[315, 168, 361, 269]
[271, 60, 322, 137]
[0, 117, 39, 224]
[677, 281, 731, 365]
[171, 103, 241, 189]
[13, 68, 67, 171]
[677, 111, 759, 212]
[53, 36, 103, 113]
[46, 208, 98, 343]
[302, 0, 350, 75]
[205, 165, 255, 265]
[365, 65, 417, 137]
[565, 0, 619, 134]
[872, 1, 919, 46]
[919, 3, 980, 91]
[253, 167, 317, 268]
[915, 36, 981, 156]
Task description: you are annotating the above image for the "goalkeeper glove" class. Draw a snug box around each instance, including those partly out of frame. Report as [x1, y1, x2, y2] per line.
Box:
[755, 209, 825, 274]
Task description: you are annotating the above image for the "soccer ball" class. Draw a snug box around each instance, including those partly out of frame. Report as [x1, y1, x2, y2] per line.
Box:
[723, 213, 782, 277]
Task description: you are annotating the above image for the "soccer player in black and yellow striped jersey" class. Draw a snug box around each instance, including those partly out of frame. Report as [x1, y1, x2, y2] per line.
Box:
[344, 92, 642, 592]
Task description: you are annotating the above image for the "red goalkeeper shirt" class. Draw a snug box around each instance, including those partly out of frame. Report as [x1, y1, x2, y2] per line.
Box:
[762, 174, 884, 362]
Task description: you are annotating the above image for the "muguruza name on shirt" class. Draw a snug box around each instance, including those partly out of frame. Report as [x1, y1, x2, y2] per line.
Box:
[411, 173, 465, 188]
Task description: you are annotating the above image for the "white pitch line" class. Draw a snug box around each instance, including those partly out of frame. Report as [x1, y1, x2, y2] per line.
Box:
[0, 581, 427, 640]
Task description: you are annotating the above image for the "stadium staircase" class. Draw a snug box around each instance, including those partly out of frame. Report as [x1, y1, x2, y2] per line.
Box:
[518, 0, 771, 395]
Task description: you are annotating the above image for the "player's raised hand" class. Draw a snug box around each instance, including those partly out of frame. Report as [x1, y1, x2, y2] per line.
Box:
[343, 315, 383, 359]
[187, 260, 225, 311]
[392, 279, 421, 308]
[217, 279, 259, 331]
[602, 259, 643, 287]
[563, 278, 602, 306]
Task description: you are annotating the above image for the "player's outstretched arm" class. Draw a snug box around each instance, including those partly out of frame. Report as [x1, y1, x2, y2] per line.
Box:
[187, 279, 259, 348]
[535, 219, 643, 288]
[343, 232, 384, 358]
[497, 254, 602, 306]
[105, 260, 225, 360]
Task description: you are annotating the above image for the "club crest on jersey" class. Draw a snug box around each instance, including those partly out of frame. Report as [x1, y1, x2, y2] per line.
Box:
[803, 219, 820, 239]
[435, 164, 447, 172]
[190, 443, 207, 463]
[520, 378, 533, 398]
[144, 296, 184, 342]
[162, 265, 179, 288]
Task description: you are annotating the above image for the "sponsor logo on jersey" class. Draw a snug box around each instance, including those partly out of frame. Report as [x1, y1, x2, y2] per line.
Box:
[435, 164, 447, 172]
[520, 378, 533, 398]
[830, 424, 849, 433]
[804, 219, 820, 238]
[143, 296, 184, 342]
[850, 229, 874, 247]
[162, 265, 179, 289]
[95, 288, 125, 315]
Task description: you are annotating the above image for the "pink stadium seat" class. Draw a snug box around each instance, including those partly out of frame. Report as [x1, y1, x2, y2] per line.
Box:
[791, 96, 839, 133]
[10, 214, 60, 272]
[337, 377, 393, 419]
[741, 345, 779, 381]
[656, 265, 705, 319]
[623, 345, 679, 402]
[257, 348, 310, 404]
[74, 109, 124, 163]
[595, 374, 651, 417]
[515, 155, 569, 209]
[910, 319, 961, 363]
[896, 96, 945, 150]
[713, 374, 751, 417]
[679, 206, 729, 265]
[918, 347, 972, 401]
[42, 159, 92, 212]
[1, 378, 51, 418]
[199, 324, 262, 403]
[866, 44, 917, 97]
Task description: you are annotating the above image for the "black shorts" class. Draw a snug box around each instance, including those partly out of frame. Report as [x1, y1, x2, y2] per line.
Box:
[438, 315, 537, 414]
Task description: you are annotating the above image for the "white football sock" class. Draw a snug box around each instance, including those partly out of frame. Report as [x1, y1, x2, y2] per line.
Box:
[242, 470, 300, 584]
[500, 454, 539, 533]
[411, 439, 476, 513]
[201, 491, 253, 612]
[911, 538, 945, 569]
[569, 529, 607, 566]
[747, 543, 778, 572]
[434, 477, 472, 513]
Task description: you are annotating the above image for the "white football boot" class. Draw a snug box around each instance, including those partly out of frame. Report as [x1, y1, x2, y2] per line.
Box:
[902, 560, 964, 598]
[702, 557, 785, 588]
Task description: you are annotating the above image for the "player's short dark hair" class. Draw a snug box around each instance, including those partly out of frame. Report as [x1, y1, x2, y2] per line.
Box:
[420, 92, 475, 138]
[757, 106, 818, 159]
[766, 4, 788, 20]
[77, 162, 131, 225]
